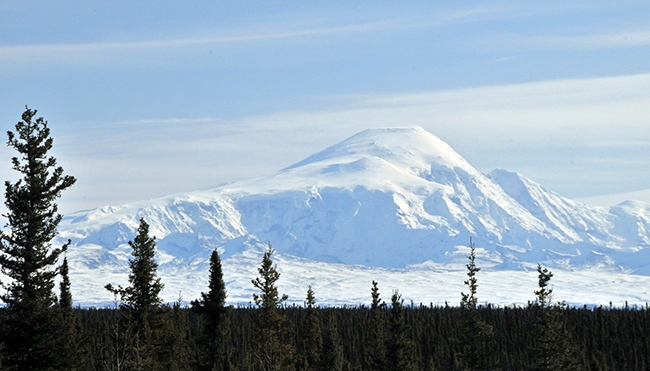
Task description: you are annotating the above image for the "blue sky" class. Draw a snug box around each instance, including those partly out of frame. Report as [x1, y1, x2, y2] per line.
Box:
[2, 1, 650, 213]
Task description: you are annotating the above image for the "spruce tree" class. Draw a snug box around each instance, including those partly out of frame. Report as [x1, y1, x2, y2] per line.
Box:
[251, 243, 292, 371]
[59, 256, 73, 313]
[58, 256, 85, 370]
[191, 248, 233, 371]
[105, 217, 165, 370]
[456, 238, 497, 371]
[387, 290, 416, 371]
[460, 239, 480, 312]
[321, 315, 346, 371]
[121, 218, 164, 319]
[302, 285, 323, 371]
[0, 107, 76, 369]
[529, 264, 581, 371]
[364, 280, 387, 371]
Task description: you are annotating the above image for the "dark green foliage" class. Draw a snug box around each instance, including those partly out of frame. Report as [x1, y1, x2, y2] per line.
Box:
[30, 298, 650, 371]
[59, 256, 73, 314]
[534, 264, 553, 308]
[96, 306, 137, 370]
[251, 243, 293, 370]
[105, 218, 166, 370]
[105, 218, 164, 322]
[387, 290, 416, 371]
[164, 298, 193, 371]
[57, 256, 86, 370]
[456, 239, 497, 371]
[460, 239, 480, 312]
[528, 264, 582, 371]
[364, 280, 387, 371]
[302, 285, 322, 371]
[0, 107, 76, 369]
[321, 314, 346, 371]
[252, 244, 288, 311]
[119, 218, 164, 318]
[191, 248, 233, 371]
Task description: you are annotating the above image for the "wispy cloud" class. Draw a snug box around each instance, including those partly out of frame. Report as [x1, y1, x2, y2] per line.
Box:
[477, 29, 650, 51]
[1, 72, 647, 213]
[573, 30, 650, 48]
[2, 24, 378, 56]
[21, 72, 648, 212]
[0, 21, 380, 68]
[0, 5, 518, 71]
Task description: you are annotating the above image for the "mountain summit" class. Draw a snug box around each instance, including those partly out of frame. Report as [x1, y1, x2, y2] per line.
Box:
[57, 126, 650, 305]
[285, 126, 472, 174]
[218, 126, 474, 196]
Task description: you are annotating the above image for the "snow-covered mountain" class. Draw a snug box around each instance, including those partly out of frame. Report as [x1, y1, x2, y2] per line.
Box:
[57, 127, 650, 306]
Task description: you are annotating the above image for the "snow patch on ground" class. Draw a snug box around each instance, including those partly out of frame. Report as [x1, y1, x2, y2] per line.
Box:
[62, 250, 650, 308]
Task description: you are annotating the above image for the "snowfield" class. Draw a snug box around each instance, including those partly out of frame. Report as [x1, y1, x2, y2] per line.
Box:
[69, 246, 650, 308]
[47, 127, 650, 307]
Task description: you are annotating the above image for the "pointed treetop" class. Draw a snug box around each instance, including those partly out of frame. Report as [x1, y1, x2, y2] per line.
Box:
[59, 256, 73, 314]
[305, 285, 316, 309]
[191, 248, 228, 314]
[252, 243, 288, 309]
[371, 280, 385, 309]
[534, 263, 554, 308]
[461, 237, 480, 310]
[115, 218, 164, 314]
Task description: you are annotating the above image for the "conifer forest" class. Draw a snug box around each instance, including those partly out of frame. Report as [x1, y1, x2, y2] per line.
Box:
[1, 108, 650, 371]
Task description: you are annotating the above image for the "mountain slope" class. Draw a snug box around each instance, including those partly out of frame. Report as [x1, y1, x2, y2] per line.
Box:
[53, 126, 650, 305]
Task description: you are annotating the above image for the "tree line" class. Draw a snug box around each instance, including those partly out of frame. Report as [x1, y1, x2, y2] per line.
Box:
[1, 107, 649, 370]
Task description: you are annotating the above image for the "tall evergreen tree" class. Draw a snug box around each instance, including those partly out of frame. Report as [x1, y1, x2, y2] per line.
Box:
[456, 238, 497, 371]
[387, 290, 416, 371]
[251, 243, 293, 371]
[191, 248, 233, 371]
[302, 285, 322, 371]
[364, 280, 387, 371]
[121, 218, 164, 319]
[59, 256, 73, 314]
[58, 256, 86, 370]
[529, 264, 581, 371]
[459, 239, 480, 312]
[105, 217, 165, 370]
[0, 107, 76, 369]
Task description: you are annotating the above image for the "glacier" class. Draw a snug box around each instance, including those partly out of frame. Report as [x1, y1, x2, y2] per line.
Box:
[52, 126, 650, 306]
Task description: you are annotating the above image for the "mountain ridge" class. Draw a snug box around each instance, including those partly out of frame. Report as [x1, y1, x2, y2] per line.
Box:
[50, 126, 650, 305]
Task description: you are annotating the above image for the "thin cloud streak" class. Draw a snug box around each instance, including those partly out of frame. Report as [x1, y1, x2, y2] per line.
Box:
[480, 29, 650, 51]
[0, 5, 518, 70]
[0, 21, 398, 62]
[114, 117, 226, 126]
[2, 24, 377, 54]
